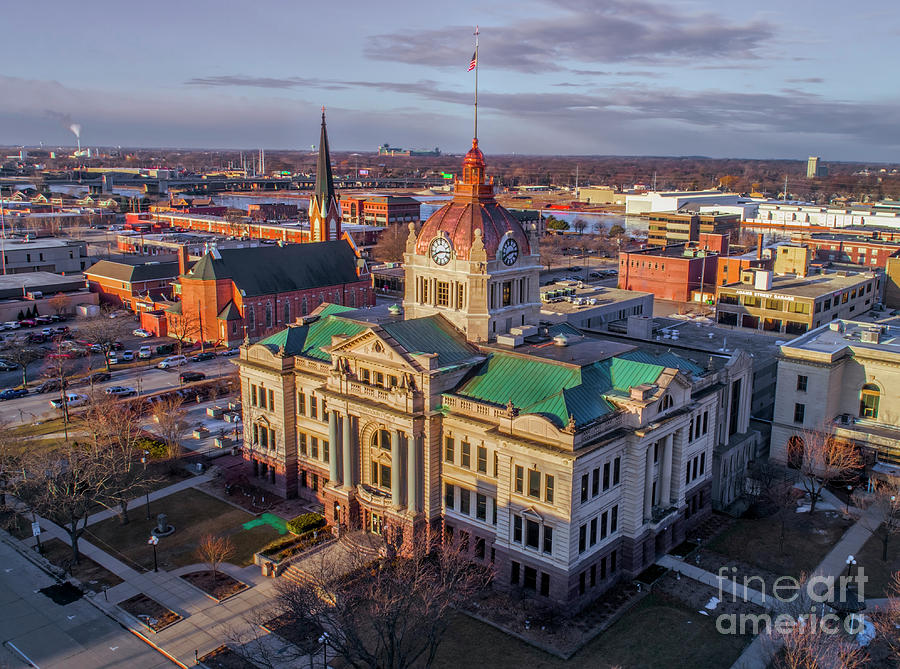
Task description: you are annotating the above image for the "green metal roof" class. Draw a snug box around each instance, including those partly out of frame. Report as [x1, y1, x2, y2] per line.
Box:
[381, 316, 474, 368]
[258, 314, 369, 360]
[455, 353, 665, 428]
[618, 349, 704, 376]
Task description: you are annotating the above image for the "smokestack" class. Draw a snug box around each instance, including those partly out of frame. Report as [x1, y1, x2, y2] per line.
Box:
[177, 245, 189, 276]
[757, 233, 763, 260]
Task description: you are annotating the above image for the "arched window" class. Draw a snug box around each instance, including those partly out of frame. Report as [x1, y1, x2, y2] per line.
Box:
[372, 429, 391, 450]
[859, 384, 880, 419]
[283, 301, 290, 324]
[369, 429, 392, 490]
[662, 395, 674, 410]
[787, 435, 804, 470]
[265, 302, 273, 328]
[246, 304, 255, 331]
[301, 296, 308, 315]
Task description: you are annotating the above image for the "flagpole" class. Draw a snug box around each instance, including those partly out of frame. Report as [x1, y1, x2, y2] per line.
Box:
[474, 26, 479, 140]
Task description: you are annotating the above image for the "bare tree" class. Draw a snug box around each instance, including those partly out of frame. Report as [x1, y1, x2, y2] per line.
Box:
[573, 218, 588, 235]
[151, 394, 189, 459]
[196, 533, 235, 583]
[771, 479, 803, 554]
[373, 224, 411, 263]
[42, 340, 87, 438]
[796, 429, 862, 514]
[77, 311, 130, 372]
[167, 311, 201, 356]
[4, 346, 46, 389]
[240, 536, 493, 669]
[774, 621, 868, 669]
[47, 293, 70, 317]
[872, 571, 900, 659]
[852, 480, 900, 561]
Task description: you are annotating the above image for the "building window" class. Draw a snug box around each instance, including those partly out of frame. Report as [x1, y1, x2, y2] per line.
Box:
[283, 301, 290, 323]
[793, 403, 805, 424]
[250, 384, 258, 407]
[459, 489, 470, 515]
[372, 429, 391, 450]
[514, 465, 524, 494]
[545, 475, 554, 503]
[502, 281, 512, 307]
[510, 561, 520, 585]
[797, 375, 808, 392]
[525, 519, 539, 549]
[298, 391, 306, 415]
[444, 436, 454, 463]
[860, 384, 880, 419]
[513, 515, 522, 543]
[527, 469, 541, 498]
[613, 457, 620, 485]
[299, 432, 307, 455]
[493, 452, 498, 478]
[581, 473, 589, 503]
[310, 396, 318, 419]
[268, 389, 275, 411]
[523, 566, 537, 591]
[322, 439, 329, 463]
[578, 524, 586, 553]
[444, 483, 455, 510]
[477, 445, 487, 473]
[610, 505, 618, 533]
[476, 493, 487, 521]
[591, 468, 599, 497]
[265, 301, 273, 328]
[543, 526, 553, 555]
[436, 281, 449, 307]
[589, 518, 597, 546]
[311, 437, 319, 459]
[461, 441, 471, 468]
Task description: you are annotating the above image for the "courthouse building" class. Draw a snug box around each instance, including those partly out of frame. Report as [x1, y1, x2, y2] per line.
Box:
[237, 136, 753, 608]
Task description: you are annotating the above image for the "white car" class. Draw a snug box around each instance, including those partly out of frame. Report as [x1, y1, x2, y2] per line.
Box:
[133, 328, 152, 338]
[105, 385, 136, 398]
[50, 393, 88, 409]
[157, 355, 187, 369]
[108, 352, 119, 365]
[122, 350, 134, 362]
[3, 322, 20, 330]
[138, 346, 152, 359]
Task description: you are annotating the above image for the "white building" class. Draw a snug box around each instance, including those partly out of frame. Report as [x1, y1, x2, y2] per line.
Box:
[751, 202, 900, 230]
[625, 191, 745, 216]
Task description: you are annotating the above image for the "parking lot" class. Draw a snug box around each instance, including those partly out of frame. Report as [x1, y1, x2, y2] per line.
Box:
[0, 319, 238, 422]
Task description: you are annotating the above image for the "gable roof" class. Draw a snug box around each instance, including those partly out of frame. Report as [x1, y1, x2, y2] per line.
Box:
[258, 313, 369, 360]
[217, 302, 242, 321]
[379, 316, 476, 368]
[185, 241, 360, 296]
[454, 353, 666, 428]
[85, 260, 182, 283]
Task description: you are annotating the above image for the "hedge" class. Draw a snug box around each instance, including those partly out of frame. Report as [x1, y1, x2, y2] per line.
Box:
[286, 512, 326, 536]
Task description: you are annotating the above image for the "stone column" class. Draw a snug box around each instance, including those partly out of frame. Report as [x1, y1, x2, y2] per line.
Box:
[643, 444, 654, 520]
[660, 434, 673, 505]
[328, 411, 339, 484]
[391, 429, 402, 508]
[407, 433, 418, 513]
[342, 413, 353, 489]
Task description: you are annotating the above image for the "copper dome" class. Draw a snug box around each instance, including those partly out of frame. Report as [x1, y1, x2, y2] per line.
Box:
[415, 139, 531, 261]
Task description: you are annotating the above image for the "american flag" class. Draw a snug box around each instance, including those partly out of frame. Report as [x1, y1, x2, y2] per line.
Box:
[467, 51, 477, 72]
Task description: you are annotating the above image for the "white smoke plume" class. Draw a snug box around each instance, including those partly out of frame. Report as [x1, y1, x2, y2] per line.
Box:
[69, 123, 81, 138]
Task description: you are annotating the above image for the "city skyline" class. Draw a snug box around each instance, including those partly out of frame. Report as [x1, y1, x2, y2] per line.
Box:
[2, 0, 899, 161]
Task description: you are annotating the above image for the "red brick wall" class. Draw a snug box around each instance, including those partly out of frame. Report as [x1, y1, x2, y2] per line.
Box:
[618, 252, 717, 302]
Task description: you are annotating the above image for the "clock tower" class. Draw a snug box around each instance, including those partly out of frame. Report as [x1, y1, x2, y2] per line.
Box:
[403, 137, 541, 342]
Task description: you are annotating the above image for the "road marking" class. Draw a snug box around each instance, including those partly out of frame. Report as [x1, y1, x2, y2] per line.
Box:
[5, 641, 40, 668]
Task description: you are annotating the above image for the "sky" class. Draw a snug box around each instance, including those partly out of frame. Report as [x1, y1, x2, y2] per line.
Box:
[2, 0, 899, 161]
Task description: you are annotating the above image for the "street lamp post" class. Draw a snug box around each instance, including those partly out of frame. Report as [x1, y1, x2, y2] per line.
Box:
[318, 632, 329, 668]
[148, 535, 159, 572]
[141, 450, 151, 520]
[846, 485, 853, 515]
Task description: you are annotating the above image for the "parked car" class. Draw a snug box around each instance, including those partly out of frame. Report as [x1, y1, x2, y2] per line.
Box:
[41, 327, 53, 337]
[108, 352, 119, 365]
[155, 343, 176, 355]
[133, 328, 152, 338]
[35, 316, 53, 325]
[138, 346, 152, 359]
[18, 319, 36, 327]
[0, 388, 28, 400]
[589, 271, 602, 278]
[46, 351, 76, 360]
[27, 333, 46, 344]
[50, 392, 88, 409]
[179, 371, 206, 383]
[111, 341, 124, 351]
[53, 326, 70, 335]
[0, 360, 17, 372]
[36, 379, 63, 394]
[3, 321, 20, 330]
[218, 348, 240, 357]
[190, 352, 216, 362]
[105, 385, 136, 398]
[157, 355, 187, 369]
[88, 372, 111, 383]
[569, 265, 583, 271]
[121, 350, 134, 362]
[50, 314, 66, 322]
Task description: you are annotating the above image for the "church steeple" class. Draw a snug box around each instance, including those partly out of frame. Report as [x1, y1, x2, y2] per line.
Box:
[309, 107, 341, 242]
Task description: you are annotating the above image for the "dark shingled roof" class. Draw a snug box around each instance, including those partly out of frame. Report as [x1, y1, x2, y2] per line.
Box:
[185, 241, 360, 297]
[85, 260, 182, 283]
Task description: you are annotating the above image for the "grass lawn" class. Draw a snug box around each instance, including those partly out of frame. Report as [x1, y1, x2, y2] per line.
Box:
[430, 595, 749, 669]
[705, 509, 852, 577]
[39, 537, 124, 593]
[855, 531, 900, 598]
[84, 487, 282, 572]
[10, 416, 69, 438]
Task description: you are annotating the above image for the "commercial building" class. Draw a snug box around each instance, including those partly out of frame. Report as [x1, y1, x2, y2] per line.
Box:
[715, 268, 880, 335]
[84, 259, 183, 309]
[788, 232, 900, 269]
[340, 195, 421, 227]
[576, 187, 624, 205]
[235, 135, 750, 610]
[170, 240, 373, 347]
[248, 203, 300, 221]
[116, 232, 260, 257]
[617, 236, 724, 303]
[539, 281, 652, 330]
[0, 272, 98, 321]
[625, 190, 744, 216]
[646, 211, 741, 247]
[0, 238, 89, 274]
[807, 156, 827, 178]
[770, 320, 900, 472]
[751, 201, 900, 230]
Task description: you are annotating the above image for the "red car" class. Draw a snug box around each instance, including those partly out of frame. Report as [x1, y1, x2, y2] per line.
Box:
[46, 352, 75, 360]
[19, 319, 36, 327]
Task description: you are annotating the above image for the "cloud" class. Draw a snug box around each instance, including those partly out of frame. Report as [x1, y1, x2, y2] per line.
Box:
[184, 75, 348, 90]
[785, 77, 824, 84]
[365, 0, 774, 72]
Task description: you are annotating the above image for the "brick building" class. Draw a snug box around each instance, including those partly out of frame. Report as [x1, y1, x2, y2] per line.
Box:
[617, 235, 725, 302]
[646, 211, 740, 247]
[248, 203, 300, 221]
[169, 241, 373, 347]
[341, 195, 421, 227]
[84, 259, 183, 309]
[789, 232, 900, 269]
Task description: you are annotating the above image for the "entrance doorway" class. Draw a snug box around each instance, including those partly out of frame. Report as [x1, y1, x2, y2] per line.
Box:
[370, 512, 383, 535]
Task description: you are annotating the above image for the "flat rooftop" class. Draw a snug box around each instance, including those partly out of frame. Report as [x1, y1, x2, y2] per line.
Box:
[485, 330, 635, 367]
[540, 281, 650, 315]
[805, 233, 900, 247]
[0, 271, 85, 299]
[721, 270, 877, 299]
[2, 238, 84, 249]
[781, 319, 900, 357]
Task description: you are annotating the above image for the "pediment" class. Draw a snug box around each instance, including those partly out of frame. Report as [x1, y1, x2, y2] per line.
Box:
[326, 329, 419, 371]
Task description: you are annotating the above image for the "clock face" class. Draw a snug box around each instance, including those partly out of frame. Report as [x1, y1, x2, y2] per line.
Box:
[430, 237, 452, 265]
[500, 238, 519, 266]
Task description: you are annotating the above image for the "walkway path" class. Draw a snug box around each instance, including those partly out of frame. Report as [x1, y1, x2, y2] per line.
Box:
[11, 475, 313, 668]
[659, 494, 884, 669]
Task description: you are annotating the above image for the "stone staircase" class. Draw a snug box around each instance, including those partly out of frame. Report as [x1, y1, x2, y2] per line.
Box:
[280, 531, 382, 587]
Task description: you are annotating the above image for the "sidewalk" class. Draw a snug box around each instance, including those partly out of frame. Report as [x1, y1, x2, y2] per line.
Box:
[16, 476, 308, 668]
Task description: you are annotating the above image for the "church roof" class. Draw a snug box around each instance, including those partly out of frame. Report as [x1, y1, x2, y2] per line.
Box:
[454, 353, 667, 428]
[185, 241, 360, 296]
[313, 109, 336, 216]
